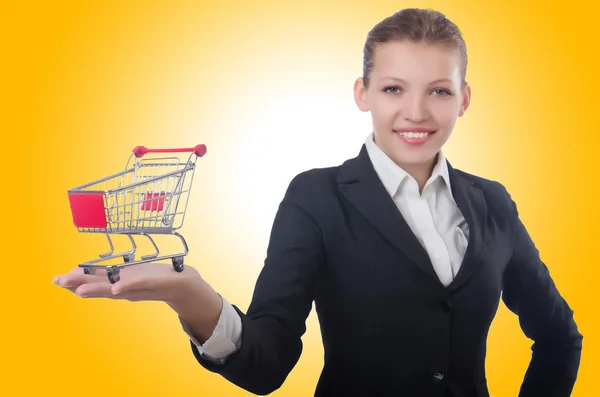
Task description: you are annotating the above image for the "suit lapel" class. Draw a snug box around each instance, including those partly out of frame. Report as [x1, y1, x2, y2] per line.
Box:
[337, 145, 438, 281]
[446, 161, 487, 292]
[337, 145, 487, 291]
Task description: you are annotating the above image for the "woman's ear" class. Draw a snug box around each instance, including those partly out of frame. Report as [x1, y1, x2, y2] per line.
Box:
[354, 77, 370, 112]
[458, 83, 471, 117]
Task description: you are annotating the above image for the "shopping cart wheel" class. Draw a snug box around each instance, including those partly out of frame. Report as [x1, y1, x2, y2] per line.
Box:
[172, 257, 184, 272]
[107, 269, 121, 284]
[83, 267, 97, 275]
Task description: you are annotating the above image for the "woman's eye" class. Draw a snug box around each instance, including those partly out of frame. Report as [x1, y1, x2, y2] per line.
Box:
[433, 88, 452, 96]
[384, 86, 401, 94]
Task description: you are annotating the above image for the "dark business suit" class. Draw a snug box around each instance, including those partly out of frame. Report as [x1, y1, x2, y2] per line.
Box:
[191, 145, 582, 396]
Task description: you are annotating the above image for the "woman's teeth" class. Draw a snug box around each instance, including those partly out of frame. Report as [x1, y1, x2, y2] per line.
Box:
[397, 131, 433, 139]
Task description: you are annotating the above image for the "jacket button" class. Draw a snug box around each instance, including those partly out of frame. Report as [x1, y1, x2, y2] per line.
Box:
[430, 372, 445, 382]
[441, 300, 453, 313]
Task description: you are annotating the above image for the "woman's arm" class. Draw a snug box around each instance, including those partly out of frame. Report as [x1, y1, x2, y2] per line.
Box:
[501, 187, 583, 397]
[183, 172, 325, 395]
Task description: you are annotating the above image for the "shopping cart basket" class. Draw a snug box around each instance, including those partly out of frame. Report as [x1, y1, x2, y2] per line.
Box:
[67, 144, 207, 283]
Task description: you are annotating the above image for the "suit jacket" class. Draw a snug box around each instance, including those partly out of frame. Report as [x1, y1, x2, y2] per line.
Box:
[191, 145, 582, 397]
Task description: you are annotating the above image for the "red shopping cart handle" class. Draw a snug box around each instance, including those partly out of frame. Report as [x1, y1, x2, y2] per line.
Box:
[132, 144, 207, 158]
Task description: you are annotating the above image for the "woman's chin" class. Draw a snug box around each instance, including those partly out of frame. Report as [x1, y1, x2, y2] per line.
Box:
[390, 147, 438, 166]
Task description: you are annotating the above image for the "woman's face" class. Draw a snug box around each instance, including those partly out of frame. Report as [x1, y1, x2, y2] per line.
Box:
[354, 40, 470, 170]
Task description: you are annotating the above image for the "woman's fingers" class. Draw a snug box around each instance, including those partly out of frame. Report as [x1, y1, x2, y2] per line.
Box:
[74, 282, 158, 301]
[111, 274, 152, 294]
[54, 270, 109, 288]
[65, 267, 108, 277]
[110, 263, 179, 294]
[53, 262, 199, 302]
[75, 282, 114, 298]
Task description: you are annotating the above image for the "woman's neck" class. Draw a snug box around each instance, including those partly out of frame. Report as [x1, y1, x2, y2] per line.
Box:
[396, 154, 438, 195]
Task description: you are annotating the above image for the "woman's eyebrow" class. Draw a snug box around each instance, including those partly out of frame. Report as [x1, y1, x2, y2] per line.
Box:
[379, 77, 453, 85]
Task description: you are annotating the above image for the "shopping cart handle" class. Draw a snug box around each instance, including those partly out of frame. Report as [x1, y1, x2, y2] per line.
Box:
[132, 145, 207, 158]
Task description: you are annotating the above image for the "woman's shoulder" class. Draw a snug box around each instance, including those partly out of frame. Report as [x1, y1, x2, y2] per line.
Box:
[278, 165, 346, 218]
[283, 165, 342, 205]
[453, 167, 507, 192]
[452, 167, 515, 216]
[288, 165, 341, 188]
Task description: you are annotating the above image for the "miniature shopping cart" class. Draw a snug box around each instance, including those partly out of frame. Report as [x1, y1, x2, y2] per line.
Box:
[67, 144, 207, 284]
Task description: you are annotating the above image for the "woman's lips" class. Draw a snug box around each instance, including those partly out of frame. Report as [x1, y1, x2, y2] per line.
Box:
[394, 130, 436, 145]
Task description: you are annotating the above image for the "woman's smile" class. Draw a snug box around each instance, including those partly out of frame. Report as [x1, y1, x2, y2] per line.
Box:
[394, 130, 437, 145]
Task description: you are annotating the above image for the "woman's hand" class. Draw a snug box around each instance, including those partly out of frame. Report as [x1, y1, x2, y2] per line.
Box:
[52, 262, 224, 342]
[52, 262, 202, 304]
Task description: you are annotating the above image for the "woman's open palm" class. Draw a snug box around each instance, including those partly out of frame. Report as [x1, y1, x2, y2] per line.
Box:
[52, 263, 201, 304]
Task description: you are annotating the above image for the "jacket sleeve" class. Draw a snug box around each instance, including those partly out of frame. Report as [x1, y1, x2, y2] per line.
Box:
[501, 186, 583, 397]
[189, 173, 325, 395]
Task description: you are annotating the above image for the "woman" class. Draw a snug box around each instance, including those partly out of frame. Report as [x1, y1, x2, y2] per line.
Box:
[53, 8, 582, 397]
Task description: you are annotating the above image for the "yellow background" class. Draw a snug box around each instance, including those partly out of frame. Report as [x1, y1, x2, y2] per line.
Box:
[3, 0, 598, 396]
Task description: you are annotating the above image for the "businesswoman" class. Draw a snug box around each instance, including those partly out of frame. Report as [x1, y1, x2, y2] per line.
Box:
[53, 8, 582, 397]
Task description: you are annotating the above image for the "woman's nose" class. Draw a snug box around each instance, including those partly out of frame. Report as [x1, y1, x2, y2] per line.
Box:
[402, 95, 428, 122]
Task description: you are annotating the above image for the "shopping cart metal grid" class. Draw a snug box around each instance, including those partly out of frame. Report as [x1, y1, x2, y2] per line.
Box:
[67, 144, 207, 283]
